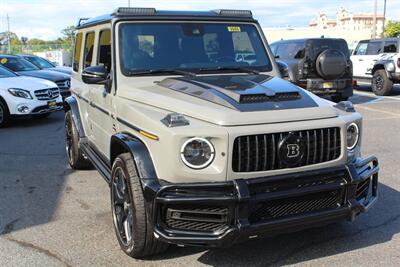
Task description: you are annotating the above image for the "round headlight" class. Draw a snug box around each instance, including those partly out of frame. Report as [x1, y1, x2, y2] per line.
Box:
[347, 123, 359, 150]
[180, 138, 215, 169]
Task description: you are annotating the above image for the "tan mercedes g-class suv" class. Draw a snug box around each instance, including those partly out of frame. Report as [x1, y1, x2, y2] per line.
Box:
[64, 7, 379, 258]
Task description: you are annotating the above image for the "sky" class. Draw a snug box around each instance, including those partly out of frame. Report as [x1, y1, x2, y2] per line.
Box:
[0, 0, 398, 40]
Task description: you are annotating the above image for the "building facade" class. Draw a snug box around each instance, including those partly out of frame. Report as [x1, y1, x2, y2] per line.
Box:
[309, 8, 384, 37]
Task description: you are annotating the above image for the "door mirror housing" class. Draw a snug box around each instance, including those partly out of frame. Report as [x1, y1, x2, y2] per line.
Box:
[82, 65, 109, 84]
[276, 60, 289, 79]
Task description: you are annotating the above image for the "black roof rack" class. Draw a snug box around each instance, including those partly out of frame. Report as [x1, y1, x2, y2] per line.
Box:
[76, 7, 255, 29]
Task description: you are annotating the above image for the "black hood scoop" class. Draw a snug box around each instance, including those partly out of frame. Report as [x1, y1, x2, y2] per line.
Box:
[158, 74, 317, 112]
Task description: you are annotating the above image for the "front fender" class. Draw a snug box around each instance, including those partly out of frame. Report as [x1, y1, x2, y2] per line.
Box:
[111, 133, 157, 180]
[64, 96, 86, 138]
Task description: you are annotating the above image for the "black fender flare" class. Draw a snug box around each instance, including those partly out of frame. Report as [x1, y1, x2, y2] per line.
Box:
[110, 133, 157, 179]
[372, 59, 394, 74]
[110, 133, 160, 201]
[64, 96, 86, 138]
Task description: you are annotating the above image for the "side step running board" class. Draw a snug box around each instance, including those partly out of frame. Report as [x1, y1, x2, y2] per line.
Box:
[80, 140, 112, 184]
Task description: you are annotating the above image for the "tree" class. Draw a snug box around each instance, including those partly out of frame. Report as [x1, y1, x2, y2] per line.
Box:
[384, 20, 400, 37]
[61, 25, 76, 43]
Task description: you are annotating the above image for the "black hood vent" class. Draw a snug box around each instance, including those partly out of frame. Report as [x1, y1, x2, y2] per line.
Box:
[240, 92, 301, 104]
[158, 74, 317, 112]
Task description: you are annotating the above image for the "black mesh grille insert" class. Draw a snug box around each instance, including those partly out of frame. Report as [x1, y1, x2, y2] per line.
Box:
[249, 189, 344, 223]
[232, 127, 341, 172]
[163, 206, 229, 233]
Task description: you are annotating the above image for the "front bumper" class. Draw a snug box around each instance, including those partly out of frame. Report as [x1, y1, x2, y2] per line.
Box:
[144, 155, 379, 247]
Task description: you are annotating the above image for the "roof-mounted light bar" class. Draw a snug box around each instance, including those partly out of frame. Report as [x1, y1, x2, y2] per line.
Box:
[212, 9, 253, 18]
[113, 7, 157, 16]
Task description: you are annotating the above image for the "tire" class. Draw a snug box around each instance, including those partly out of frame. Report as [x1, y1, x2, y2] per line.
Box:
[0, 99, 10, 128]
[331, 95, 349, 103]
[111, 153, 168, 258]
[372, 70, 393, 96]
[65, 110, 92, 169]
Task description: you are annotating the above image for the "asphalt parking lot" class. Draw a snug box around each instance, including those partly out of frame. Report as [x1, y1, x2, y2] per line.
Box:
[0, 86, 399, 267]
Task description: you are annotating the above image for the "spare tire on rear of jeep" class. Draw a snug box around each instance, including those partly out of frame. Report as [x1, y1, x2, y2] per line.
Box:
[316, 49, 347, 79]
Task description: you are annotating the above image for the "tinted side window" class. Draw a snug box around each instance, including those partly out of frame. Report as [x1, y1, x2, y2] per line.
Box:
[98, 30, 111, 71]
[83, 32, 95, 68]
[366, 41, 383, 55]
[275, 42, 305, 60]
[384, 41, 397, 53]
[73, 33, 83, 72]
[354, 41, 368, 55]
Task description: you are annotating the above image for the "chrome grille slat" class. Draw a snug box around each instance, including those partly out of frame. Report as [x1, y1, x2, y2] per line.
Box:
[34, 88, 60, 100]
[232, 127, 341, 173]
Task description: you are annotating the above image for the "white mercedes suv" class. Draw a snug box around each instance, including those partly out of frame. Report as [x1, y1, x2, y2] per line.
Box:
[0, 66, 63, 127]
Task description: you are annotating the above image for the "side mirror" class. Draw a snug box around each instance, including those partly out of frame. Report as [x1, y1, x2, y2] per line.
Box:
[276, 60, 289, 79]
[82, 65, 109, 84]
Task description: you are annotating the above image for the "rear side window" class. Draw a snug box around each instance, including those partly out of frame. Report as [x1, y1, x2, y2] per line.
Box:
[98, 30, 111, 71]
[83, 32, 95, 68]
[354, 41, 368, 55]
[275, 42, 305, 60]
[366, 41, 382, 55]
[384, 41, 398, 53]
[73, 33, 83, 72]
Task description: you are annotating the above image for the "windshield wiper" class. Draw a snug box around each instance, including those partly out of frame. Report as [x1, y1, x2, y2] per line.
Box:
[200, 67, 260, 75]
[128, 69, 197, 77]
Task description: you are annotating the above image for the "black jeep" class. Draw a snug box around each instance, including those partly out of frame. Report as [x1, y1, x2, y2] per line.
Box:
[271, 38, 353, 102]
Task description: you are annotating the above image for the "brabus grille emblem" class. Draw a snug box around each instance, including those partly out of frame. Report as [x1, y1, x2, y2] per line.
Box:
[287, 144, 300, 158]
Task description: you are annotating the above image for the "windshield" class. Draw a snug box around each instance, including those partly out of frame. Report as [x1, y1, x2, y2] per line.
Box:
[0, 57, 40, 71]
[24, 56, 55, 69]
[119, 22, 272, 75]
[0, 66, 17, 78]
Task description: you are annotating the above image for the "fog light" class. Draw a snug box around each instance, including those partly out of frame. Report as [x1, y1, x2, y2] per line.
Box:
[17, 105, 30, 114]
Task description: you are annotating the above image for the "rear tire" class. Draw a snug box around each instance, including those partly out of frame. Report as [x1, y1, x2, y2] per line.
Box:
[0, 99, 10, 128]
[111, 153, 168, 258]
[372, 70, 393, 96]
[65, 110, 92, 169]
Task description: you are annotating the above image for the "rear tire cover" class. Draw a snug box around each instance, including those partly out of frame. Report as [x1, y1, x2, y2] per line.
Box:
[315, 49, 347, 79]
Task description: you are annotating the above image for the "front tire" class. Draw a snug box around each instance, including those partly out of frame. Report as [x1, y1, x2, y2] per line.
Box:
[65, 110, 92, 169]
[111, 153, 168, 258]
[0, 99, 10, 128]
[372, 70, 393, 96]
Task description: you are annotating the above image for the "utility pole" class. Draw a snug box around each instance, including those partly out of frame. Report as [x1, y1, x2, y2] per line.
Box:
[382, 0, 387, 37]
[6, 14, 11, 54]
[372, 0, 377, 38]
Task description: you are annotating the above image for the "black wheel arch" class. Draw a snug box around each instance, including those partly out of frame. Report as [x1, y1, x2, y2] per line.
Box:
[110, 132, 160, 201]
[111, 133, 157, 178]
[0, 95, 9, 111]
[64, 96, 86, 138]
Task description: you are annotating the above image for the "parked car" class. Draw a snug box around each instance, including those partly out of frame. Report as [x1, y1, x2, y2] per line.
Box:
[270, 38, 353, 102]
[19, 54, 72, 75]
[0, 55, 71, 97]
[65, 7, 379, 258]
[351, 38, 400, 95]
[0, 66, 62, 127]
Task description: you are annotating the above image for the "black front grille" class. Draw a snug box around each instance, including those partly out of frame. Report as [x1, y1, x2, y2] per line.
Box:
[232, 127, 341, 172]
[249, 189, 344, 223]
[163, 205, 229, 233]
[34, 88, 60, 100]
